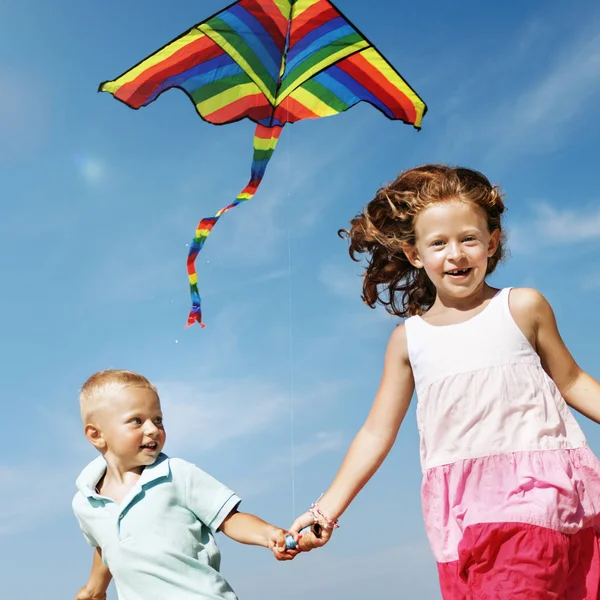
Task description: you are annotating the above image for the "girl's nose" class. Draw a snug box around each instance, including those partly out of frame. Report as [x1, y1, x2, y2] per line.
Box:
[447, 243, 464, 259]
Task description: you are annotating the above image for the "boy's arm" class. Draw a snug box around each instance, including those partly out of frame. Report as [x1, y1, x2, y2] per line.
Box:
[218, 510, 298, 561]
[75, 548, 112, 600]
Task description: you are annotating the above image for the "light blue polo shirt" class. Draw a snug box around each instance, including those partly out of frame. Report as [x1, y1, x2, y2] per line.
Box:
[72, 454, 241, 600]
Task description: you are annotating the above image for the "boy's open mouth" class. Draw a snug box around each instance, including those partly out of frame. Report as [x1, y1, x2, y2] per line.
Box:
[141, 442, 158, 450]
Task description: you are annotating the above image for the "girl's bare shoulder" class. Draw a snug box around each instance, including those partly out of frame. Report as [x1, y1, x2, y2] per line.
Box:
[509, 287, 550, 316]
[387, 321, 411, 365]
[508, 287, 553, 346]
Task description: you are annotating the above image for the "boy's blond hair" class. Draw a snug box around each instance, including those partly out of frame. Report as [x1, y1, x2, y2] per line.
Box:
[79, 369, 158, 423]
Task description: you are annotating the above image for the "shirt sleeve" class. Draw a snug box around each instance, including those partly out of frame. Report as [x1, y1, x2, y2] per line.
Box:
[72, 494, 99, 547]
[182, 462, 241, 532]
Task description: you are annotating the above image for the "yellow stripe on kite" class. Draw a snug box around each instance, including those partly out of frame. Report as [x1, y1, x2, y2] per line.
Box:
[195, 81, 261, 116]
[101, 29, 206, 92]
[289, 86, 339, 118]
[274, 0, 292, 19]
[292, 0, 321, 18]
[253, 135, 279, 152]
[188, 274, 198, 285]
[362, 48, 426, 127]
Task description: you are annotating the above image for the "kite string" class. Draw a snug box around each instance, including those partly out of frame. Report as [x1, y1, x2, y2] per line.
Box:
[286, 125, 296, 522]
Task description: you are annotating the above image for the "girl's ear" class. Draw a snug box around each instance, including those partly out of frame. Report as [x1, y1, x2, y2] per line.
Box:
[402, 242, 424, 269]
[488, 229, 501, 257]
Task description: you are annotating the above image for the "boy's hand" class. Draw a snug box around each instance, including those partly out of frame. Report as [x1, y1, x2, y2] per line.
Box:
[268, 527, 300, 561]
[75, 586, 106, 600]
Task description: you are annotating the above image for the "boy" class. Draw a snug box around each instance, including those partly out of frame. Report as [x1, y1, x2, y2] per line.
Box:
[73, 370, 298, 600]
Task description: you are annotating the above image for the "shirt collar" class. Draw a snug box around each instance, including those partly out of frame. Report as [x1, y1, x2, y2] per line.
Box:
[76, 453, 171, 498]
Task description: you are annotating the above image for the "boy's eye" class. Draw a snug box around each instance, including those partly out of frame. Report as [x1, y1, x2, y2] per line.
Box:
[154, 417, 163, 426]
[131, 417, 142, 425]
[463, 236, 476, 242]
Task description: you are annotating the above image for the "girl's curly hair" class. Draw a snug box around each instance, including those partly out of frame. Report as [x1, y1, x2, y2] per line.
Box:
[340, 165, 507, 318]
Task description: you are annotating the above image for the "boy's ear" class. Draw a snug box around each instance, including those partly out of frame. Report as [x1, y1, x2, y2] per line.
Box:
[401, 242, 424, 269]
[84, 424, 107, 451]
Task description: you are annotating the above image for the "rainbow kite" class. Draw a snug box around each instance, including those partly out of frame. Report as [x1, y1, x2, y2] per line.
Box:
[100, 0, 427, 327]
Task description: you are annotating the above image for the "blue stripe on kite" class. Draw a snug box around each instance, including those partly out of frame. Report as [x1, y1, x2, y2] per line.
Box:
[181, 61, 245, 95]
[321, 65, 392, 116]
[285, 21, 354, 73]
[147, 54, 240, 102]
[250, 158, 270, 178]
[258, 115, 285, 127]
[219, 7, 281, 82]
[312, 71, 357, 107]
[229, 4, 284, 64]
[289, 16, 347, 57]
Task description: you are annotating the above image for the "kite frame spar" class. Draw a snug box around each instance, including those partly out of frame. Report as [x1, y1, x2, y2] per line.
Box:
[99, 0, 427, 327]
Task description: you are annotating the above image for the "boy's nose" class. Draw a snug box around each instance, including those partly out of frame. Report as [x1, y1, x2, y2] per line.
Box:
[144, 420, 159, 433]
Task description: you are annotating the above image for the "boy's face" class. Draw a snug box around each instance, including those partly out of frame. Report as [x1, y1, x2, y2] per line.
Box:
[91, 386, 166, 469]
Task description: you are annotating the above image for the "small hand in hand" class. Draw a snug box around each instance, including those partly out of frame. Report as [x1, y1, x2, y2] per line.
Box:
[268, 527, 300, 561]
[289, 512, 333, 552]
[75, 586, 107, 600]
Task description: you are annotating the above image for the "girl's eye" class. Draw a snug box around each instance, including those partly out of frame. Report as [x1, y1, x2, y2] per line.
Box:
[431, 240, 444, 247]
[463, 236, 476, 242]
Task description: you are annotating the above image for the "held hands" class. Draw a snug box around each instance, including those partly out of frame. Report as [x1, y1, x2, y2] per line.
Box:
[268, 526, 300, 561]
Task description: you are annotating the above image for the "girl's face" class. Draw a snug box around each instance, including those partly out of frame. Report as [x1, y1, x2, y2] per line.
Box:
[405, 199, 500, 300]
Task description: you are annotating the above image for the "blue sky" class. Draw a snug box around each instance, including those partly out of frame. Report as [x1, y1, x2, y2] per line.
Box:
[2, 0, 600, 598]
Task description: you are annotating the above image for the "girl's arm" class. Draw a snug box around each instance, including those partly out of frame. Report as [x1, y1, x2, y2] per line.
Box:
[75, 548, 112, 600]
[511, 287, 600, 423]
[218, 510, 298, 561]
[290, 324, 415, 548]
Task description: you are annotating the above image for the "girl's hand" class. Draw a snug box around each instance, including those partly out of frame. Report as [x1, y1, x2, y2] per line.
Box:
[75, 586, 106, 600]
[268, 527, 300, 561]
[289, 512, 333, 552]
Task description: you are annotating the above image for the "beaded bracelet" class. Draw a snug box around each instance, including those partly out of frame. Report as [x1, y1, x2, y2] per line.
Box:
[309, 494, 340, 530]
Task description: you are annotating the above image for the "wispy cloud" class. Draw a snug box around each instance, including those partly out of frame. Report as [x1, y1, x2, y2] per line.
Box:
[229, 430, 344, 499]
[439, 17, 600, 164]
[509, 201, 600, 253]
[234, 540, 436, 599]
[490, 26, 600, 157]
[580, 273, 600, 291]
[319, 260, 364, 299]
[0, 462, 79, 536]
[156, 378, 347, 457]
[157, 379, 287, 454]
[0, 67, 52, 160]
[292, 431, 344, 465]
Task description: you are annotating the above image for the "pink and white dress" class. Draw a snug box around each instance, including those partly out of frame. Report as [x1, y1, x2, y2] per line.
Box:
[404, 288, 600, 599]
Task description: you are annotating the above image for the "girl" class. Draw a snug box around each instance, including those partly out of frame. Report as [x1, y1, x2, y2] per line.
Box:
[290, 165, 600, 599]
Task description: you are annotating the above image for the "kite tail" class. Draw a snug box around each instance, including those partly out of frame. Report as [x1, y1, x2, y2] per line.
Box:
[186, 123, 283, 327]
